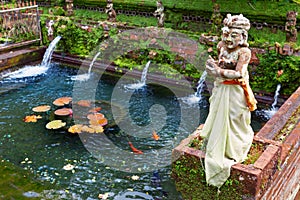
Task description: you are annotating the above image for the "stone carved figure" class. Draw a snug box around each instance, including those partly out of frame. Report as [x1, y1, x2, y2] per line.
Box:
[65, 0, 74, 16]
[200, 14, 257, 188]
[285, 11, 297, 43]
[105, 0, 116, 22]
[210, 3, 223, 35]
[46, 19, 55, 41]
[153, 0, 165, 27]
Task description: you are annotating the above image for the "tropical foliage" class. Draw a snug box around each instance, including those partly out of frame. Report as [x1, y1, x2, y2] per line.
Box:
[38, 1, 300, 95]
[251, 50, 300, 95]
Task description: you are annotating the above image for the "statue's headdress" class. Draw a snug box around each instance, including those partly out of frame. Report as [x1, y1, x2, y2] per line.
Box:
[223, 14, 250, 31]
[213, 3, 220, 10]
[286, 11, 298, 19]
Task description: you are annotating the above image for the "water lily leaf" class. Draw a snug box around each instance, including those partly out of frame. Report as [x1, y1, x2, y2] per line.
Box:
[32, 105, 51, 112]
[76, 100, 91, 107]
[89, 125, 104, 133]
[46, 120, 66, 129]
[53, 97, 72, 106]
[81, 125, 95, 133]
[68, 124, 84, 134]
[54, 108, 73, 116]
[88, 107, 102, 113]
[23, 115, 42, 123]
[87, 113, 104, 120]
[89, 118, 108, 126]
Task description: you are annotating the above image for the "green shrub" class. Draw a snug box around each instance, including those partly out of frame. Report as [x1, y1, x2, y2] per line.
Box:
[251, 50, 300, 95]
[51, 18, 104, 56]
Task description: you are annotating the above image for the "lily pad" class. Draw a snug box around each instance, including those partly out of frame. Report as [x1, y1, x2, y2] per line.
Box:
[68, 124, 84, 134]
[89, 125, 104, 133]
[87, 113, 105, 120]
[76, 100, 91, 107]
[89, 118, 108, 126]
[46, 120, 66, 129]
[54, 108, 73, 116]
[32, 105, 51, 112]
[23, 115, 42, 123]
[53, 97, 72, 106]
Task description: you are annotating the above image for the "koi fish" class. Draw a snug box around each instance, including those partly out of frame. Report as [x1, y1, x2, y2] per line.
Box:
[152, 130, 160, 140]
[128, 141, 143, 154]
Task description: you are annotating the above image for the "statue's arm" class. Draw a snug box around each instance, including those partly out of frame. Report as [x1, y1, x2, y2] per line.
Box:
[206, 47, 251, 79]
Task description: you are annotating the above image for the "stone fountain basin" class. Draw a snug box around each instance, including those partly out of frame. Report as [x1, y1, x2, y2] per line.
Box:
[172, 87, 300, 200]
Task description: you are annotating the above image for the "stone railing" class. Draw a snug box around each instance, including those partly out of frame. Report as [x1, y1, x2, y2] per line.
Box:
[71, 5, 300, 32]
[0, 0, 41, 51]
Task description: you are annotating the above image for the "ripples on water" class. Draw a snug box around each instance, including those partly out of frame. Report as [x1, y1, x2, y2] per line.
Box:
[0, 64, 194, 199]
[0, 62, 269, 199]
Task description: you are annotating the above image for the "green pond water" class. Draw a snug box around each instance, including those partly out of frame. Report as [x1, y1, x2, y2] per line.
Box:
[0, 62, 266, 199]
[0, 63, 203, 199]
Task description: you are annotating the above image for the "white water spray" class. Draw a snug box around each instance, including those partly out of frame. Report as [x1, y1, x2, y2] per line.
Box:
[181, 71, 207, 105]
[71, 51, 101, 81]
[260, 84, 281, 119]
[41, 36, 62, 67]
[2, 36, 61, 80]
[124, 61, 151, 90]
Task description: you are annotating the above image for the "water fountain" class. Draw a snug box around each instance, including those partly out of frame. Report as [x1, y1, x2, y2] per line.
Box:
[1, 36, 61, 80]
[41, 36, 62, 67]
[0, 34, 10, 47]
[181, 71, 207, 105]
[124, 61, 151, 90]
[260, 83, 282, 119]
[71, 51, 101, 81]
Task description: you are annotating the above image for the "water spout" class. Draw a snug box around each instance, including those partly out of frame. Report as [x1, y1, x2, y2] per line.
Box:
[259, 84, 281, 119]
[1, 36, 61, 80]
[271, 84, 281, 110]
[195, 71, 207, 98]
[124, 61, 151, 90]
[71, 51, 101, 81]
[88, 52, 101, 74]
[140, 60, 151, 85]
[0, 34, 10, 47]
[181, 71, 207, 105]
[41, 36, 62, 67]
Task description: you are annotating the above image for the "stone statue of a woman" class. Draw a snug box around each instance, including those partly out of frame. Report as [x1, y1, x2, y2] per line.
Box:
[153, 0, 165, 27]
[105, 0, 116, 22]
[200, 14, 257, 188]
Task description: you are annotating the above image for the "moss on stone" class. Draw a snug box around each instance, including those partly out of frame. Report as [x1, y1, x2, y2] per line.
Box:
[171, 154, 244, 200]
[0, 159, 52, 199]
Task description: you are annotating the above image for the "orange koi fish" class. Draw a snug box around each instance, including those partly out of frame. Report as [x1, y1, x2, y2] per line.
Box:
[128, 142, 143, 154]
[152, 130, 160, 140]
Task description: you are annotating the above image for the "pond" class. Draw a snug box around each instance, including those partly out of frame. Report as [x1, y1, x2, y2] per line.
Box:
[0, 57, 268, 199]
[0, 61, 205, 199]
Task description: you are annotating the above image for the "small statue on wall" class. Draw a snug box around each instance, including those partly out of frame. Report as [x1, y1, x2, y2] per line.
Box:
[65, 0, 74, 16]
[153, 0, 165, 27]
[105, 0, 116, 22]
[46, 19, 55, 41]
[285, 11, 298, 43]
[210, 3, 223, 35]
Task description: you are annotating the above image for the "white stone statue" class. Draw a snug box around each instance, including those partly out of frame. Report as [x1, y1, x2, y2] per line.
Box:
[153, 0, 165, 27]
[200, 14, 257, 188]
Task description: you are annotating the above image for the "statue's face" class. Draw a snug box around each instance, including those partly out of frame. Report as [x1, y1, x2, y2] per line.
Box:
[287, 18, 296, 26]
[222, 28, 244, 49]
